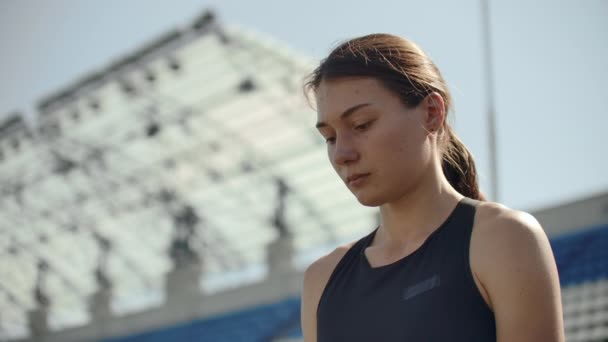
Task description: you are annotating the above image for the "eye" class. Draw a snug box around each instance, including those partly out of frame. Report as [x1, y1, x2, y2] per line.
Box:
[355, 121, 373, 131]
[325, 137, 336, 145]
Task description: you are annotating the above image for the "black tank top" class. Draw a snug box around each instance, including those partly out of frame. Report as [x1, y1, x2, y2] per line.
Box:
[316, 198, 496, 341]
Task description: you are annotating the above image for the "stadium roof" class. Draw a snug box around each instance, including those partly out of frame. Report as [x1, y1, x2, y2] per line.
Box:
[0, 11, 375, 339]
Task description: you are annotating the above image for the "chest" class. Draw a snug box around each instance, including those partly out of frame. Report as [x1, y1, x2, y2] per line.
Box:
[318, 269, 476, 341]
[316, 243, 494, 341]
[363, 241, 426, 269]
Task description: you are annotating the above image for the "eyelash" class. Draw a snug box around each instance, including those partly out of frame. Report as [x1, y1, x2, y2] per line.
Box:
[324, 121, 373, 144]
[355, 121, 372, 131]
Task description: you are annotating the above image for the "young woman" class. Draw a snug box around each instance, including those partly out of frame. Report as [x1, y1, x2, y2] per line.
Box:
[301, 34, 564, 341]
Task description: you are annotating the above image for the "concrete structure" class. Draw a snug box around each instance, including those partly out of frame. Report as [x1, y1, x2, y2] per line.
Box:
[532, 191, 608, 237]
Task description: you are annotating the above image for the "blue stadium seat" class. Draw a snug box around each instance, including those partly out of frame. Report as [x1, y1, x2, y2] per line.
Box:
[104, 297, 300, 342]
[551, 223, 608, 287]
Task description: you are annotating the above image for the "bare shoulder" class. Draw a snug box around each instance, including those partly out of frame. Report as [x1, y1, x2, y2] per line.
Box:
[471, 201, 551, 261]
[471, 201, 565, 341]
[303, 241, 357, 299]
[474, 201, 544, 236]
[301, 239, 359, 342]
[471, 200, 554, 285]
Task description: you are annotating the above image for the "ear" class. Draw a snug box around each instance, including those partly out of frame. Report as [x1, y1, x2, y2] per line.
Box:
[422, 92, 446, 134]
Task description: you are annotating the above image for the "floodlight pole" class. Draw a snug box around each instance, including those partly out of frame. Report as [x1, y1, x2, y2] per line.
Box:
[481, 0, 500, 202]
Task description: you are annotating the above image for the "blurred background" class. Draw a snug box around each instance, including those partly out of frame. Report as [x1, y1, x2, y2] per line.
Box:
[0, 0, 606, 341]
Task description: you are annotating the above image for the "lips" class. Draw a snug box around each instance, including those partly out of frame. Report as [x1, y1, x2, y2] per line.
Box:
[346, 173, 370, 186]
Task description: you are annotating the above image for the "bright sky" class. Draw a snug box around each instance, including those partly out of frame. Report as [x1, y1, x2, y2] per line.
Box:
[1, 0, 606, 212]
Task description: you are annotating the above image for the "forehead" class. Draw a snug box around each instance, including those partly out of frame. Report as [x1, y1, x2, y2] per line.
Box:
[316, 77, 384, 104]
[315, 77, 395, 120]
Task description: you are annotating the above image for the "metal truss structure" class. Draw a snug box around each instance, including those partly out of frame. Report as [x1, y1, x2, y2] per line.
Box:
[0, 11, 376, 340]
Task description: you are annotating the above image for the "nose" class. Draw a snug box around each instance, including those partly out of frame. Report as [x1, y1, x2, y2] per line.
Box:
[332, 135, 360, 166]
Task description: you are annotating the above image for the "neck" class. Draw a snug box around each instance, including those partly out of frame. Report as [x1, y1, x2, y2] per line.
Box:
[376, 163, 463, 249]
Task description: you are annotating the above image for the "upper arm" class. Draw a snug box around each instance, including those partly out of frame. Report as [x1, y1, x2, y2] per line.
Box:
[472, 205, 565, 342]
[301, 246, 349, 342]
[301, 261, 321, 342]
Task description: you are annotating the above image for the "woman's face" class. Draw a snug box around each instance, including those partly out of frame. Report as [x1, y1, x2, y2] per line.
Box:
[315, 77, 436, 206]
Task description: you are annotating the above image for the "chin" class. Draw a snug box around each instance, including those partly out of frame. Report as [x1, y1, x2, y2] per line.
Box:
[353, 193, 385, 207]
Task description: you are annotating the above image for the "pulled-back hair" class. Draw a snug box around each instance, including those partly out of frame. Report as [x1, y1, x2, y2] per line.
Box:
[305, 33, 483, 200]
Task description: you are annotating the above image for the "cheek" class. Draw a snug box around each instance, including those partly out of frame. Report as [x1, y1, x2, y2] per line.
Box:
[376, 125, 413, 156]
[374, 125, 430, 172]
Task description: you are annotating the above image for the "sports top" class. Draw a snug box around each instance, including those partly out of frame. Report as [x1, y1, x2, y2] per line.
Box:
[316, 197, 496, 341]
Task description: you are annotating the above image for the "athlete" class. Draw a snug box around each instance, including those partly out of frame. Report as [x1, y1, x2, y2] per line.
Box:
[301, 33, 564, 341]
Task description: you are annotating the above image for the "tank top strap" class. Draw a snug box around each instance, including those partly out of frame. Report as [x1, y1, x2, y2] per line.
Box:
[459, 196, 481, 208]
[453, 197, 481, 236]
[319, 228, 377, 291]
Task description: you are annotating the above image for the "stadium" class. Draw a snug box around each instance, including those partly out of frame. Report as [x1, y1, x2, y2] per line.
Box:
[1, 10, 607, 342]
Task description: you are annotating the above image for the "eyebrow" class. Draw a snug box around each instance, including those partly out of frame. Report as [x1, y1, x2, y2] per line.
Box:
[315, 103, 371, 129]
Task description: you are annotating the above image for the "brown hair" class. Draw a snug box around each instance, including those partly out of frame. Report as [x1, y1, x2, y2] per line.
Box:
[305, 33, 483, 200]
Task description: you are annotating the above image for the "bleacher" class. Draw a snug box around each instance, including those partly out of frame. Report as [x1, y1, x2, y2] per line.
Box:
[104, 297, 301, 342]
[553, 224, 608, 341]
[102, 224, 608, 342]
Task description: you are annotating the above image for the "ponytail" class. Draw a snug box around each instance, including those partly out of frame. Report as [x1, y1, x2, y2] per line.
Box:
[441, 126, 484, 201]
